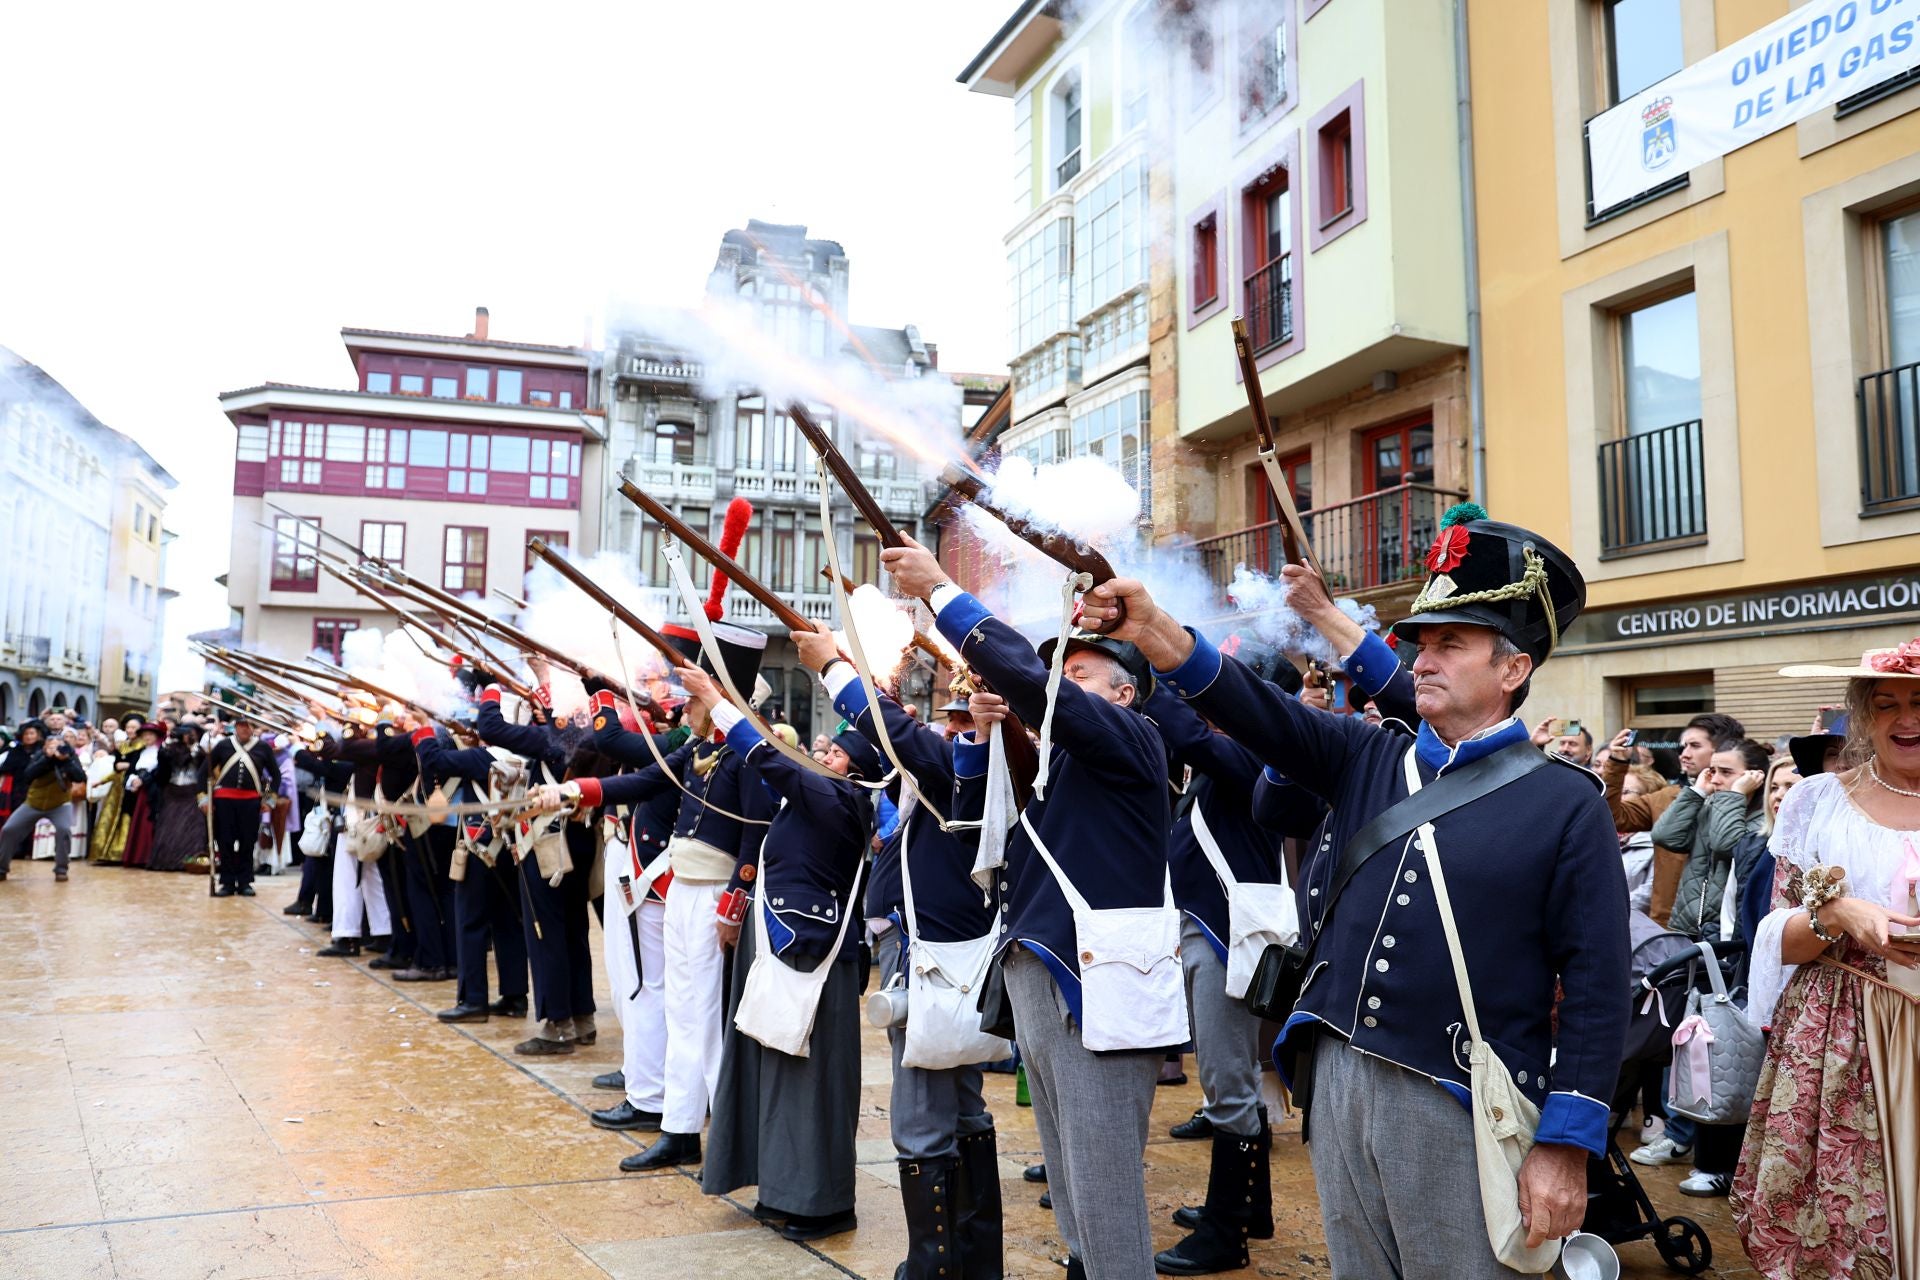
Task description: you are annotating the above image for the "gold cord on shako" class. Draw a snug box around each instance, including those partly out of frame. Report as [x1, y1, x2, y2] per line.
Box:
[1408, 503, 1562, 654]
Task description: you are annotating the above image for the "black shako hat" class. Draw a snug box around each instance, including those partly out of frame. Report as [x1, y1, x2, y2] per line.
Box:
[1219, 634, 1304, 696]
[1037, 630, 1155, 707]
[1390, 504, 1586, 665]
[830, 730, 884, 782]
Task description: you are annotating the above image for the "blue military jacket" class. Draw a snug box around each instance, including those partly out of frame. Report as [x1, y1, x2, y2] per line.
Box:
[586, 702, 700, 858]
[1142, 683, 1280, 964]
[720, 715, 869, 965]
[829, 669, 993, 946]
[475, 690, 567, 778]
[933, 590, 1169, 1020]
[592, 716, 761, 867]
[1158, 630, 1629, 1157]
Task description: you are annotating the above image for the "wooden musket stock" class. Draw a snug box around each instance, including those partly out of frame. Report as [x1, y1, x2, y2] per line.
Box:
[617, 479, 818, 635]
[526, 537, 692, 671]
[788, 404, 905, 547]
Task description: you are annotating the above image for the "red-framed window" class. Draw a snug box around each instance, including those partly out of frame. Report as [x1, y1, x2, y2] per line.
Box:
[1192, 213, 1219, 309]
[312, 618, 359, 664]
[360, 520, 405, 564]
[1363, 419, 1434, 491]
[526, 529, 568, 574]
[1242, 169, 1293, 353]
[270, 515, 320, 592]
[443, 527, 488, 596]
[1250, 449, 1313, 522]
[1318, 110, 1354, 224]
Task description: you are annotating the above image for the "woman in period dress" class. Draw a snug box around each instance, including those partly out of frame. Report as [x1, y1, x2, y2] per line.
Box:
[143, 725, 211, 872]
[91, 718, 159, 865]
[1733, 643, 1920, 1280]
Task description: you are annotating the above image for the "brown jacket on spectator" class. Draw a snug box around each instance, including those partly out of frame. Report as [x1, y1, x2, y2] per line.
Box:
[1603, 754, 1685, 925]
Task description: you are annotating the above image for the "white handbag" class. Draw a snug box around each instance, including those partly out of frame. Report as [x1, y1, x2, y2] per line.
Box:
[297, 804, 332, 858]
[1021, 810, 1187, 1053]
[1191, 799, 1301, 1000]
[733, 847, 861, 1059]
[1405, 749, 1562, 1276]
[898, 810, 1014, 1070]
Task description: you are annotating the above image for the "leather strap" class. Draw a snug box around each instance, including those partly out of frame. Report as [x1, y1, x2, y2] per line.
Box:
[1316, 740, 1548, 941]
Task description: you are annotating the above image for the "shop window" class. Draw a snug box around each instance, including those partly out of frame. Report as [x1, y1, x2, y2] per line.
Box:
[1623, 673, 1714, 753]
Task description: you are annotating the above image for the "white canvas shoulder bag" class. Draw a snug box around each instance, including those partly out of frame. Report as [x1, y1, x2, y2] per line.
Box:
[898, 810, 1013, 1070]
[733, 847, 862, 1059]
[1191, 798, 1301, 1000]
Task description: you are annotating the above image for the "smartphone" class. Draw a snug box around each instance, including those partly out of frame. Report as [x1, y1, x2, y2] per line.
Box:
[1547, 718, 1572, 737]
[1620, 729, 1639, 748]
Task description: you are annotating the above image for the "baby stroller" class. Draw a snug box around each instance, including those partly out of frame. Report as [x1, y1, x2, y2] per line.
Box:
[1579, 912, 1721, 1275]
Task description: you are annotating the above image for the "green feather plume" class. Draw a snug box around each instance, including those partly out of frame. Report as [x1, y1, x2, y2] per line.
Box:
[1440, 502, 1487, 529]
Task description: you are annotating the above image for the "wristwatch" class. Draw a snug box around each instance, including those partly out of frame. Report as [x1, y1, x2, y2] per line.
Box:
[1808, 905, 1840, 944]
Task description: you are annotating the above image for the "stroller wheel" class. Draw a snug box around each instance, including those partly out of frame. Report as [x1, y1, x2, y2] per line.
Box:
[1654, 1217, 1713, 1274]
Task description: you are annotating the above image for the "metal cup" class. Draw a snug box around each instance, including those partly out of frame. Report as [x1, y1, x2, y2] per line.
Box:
[865, 979, 909, 1029]
[1552, 1232, 1621, 1280]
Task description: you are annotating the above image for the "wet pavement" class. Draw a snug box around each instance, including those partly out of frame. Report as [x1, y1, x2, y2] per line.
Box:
[0, 860, 1757, 1279]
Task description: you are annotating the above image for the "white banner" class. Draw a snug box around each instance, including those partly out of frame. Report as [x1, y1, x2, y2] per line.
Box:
[1587, 0, 1920, 214]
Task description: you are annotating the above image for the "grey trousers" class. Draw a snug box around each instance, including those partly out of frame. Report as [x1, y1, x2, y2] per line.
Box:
[1003, 946, 1160, 1280]
[0, 803, 72, 874]
[1181, 917, 1263, 1136]
[1307, 1036, 1513, 1280]
[876, 925, 993, 1160]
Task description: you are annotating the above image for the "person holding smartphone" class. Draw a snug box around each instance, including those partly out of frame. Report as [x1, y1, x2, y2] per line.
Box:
[0, 718, 87, 881]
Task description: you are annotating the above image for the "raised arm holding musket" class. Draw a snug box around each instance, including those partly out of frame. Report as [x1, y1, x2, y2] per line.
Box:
[792, 625, 1005, 1280]
[882, 536, 1174, 1280]
[1079, 508, 1629, 1280]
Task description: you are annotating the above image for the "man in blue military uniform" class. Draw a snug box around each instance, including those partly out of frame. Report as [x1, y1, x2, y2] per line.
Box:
[883, 540, 1175, 1280]
[793, 626, 1005, 1280]
[1081, 510, 1629, 1279]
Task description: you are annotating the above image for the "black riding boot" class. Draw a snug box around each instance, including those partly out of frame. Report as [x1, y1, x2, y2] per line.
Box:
[953, 1127, 1004, 1280]
[1153, 1127, 1266, 1275]
[894, 1155, 958, 1280]
[1172, 1109, 1273, 1238]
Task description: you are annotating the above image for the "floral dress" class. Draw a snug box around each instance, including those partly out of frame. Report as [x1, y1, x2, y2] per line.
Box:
[1733, 771, 1920, 1280]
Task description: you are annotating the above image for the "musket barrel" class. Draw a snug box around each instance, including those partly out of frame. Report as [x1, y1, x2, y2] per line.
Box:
[788, 404, 905, 548]
[526, 537, 691, 670]
[617, 479, 816, 634]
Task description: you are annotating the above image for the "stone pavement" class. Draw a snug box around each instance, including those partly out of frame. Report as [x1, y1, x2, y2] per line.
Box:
[0, 860, 1759, 1279]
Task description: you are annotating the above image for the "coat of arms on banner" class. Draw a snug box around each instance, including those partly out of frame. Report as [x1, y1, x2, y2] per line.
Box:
[1641, 96, 1676, 171]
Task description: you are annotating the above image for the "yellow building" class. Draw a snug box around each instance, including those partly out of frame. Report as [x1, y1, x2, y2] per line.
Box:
[1470, 0, 1920, 744]
[97, 445, 177, 720]
[963, 0, 1475, 634]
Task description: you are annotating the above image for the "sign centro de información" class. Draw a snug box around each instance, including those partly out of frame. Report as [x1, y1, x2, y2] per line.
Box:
[1565, 571, 1920, 650]
[1588, 0, 1920, 214]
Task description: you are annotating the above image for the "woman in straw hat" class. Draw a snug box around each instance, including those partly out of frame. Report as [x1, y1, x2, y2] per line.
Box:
[1734, 643, 1920, 1279]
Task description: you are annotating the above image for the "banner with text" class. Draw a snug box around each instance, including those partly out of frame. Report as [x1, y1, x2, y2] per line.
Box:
[1587, 0, 1920, 214]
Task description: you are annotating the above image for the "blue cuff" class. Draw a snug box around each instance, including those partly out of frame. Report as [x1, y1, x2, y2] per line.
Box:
[1156, 628, 1222, 698]
[951, 735, 989, 779]
[1535, 1092, 1611, 1158]
[830, 676, 870, 725]
[723, 718, 764, 762]
[932, 590, 993, 651]
[1343, 630, 1400, 699]
[1262, 766, 1294, 787]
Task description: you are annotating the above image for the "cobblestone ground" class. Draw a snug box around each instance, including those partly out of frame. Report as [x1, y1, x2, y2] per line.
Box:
[0, 859, 1758, 1279]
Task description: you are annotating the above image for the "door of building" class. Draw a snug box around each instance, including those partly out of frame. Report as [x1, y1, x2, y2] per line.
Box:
[1359, 420, 1435, 588]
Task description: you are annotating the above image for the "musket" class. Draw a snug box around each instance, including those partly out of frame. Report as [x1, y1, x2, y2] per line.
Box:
[937, 462, 1123, 591]
[341, 566, 526, 677]
[197, 646, 347, 715]
[492, 587, 532, 611]
[789, 404, 904, 547]
[818, 566, 948, 666]
[359, 562, 592, 677]
[617, 479, 818, 635]
[526, 537, 693, 671]
[304, 658, 454, 730]
[211, 683, 311, 728]
[329, 564, 539, 702]
[1230, 316, 1327, 582]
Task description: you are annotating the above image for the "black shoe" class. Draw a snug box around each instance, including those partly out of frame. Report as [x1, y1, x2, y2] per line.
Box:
[317, 940, 361, 958]
[1038, 1190, 1051, 1210]
[212, 886, 234, 897]
[514, 1036, 574, 1056]
[779, 1208, 856, 1241]
[592, 1101, 663, 1131]
[282, 899, 313, 915]
[256, 862, 272, 876]
[620, 1131, 699, 1170]
[238, 885, 257, 896]
[1155, 1127, 1269, 1274]
[1157, 1072, 1188, 1087]
[953, 1127, 1004, 1280]
[1063, 1259, 1086, 1280]
[750, 1202, 787, 1224]
[368, 955, 411, 971]
[365, 934, 391, 954]
[1023, 1163, 1047, 1183]
[1170, 1109, 1214, 1141]
[490, 996, 528, 1017]
[391, 967, 453, 982]
[592, 1070, 626, 1091]
[436, 1003, 489, 1023]
[895, 1155, 958, 1280]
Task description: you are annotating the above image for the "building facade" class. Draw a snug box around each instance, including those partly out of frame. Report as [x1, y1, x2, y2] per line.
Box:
[593, 221, 964, 736]
[219, 311, 602, 662]
[962, 0, 1472, 640]
[1470, 0, 1920, 743]
[0, 349, 176, 723]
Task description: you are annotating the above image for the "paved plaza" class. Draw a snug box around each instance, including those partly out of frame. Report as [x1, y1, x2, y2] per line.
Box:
[0, 863, 1755, 1279]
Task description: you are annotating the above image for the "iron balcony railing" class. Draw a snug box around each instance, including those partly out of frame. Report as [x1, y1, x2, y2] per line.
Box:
[5, 634, 53, 670]
[1056, 148, 1082, 187]
[1244, 254, 1293, 354]
[1597, 420, 1707, 554]
[1192, 483, 1468, 594]
[1858, 360, 1920, 512]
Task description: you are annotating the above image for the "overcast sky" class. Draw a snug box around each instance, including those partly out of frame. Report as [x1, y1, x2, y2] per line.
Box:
[1, 0, 1015, 693]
